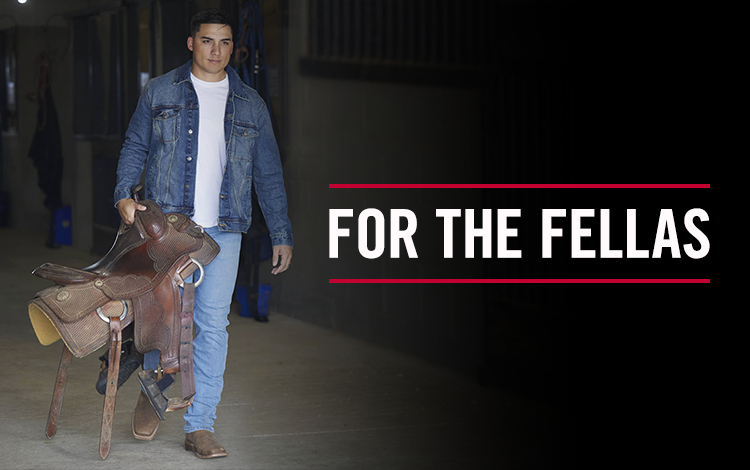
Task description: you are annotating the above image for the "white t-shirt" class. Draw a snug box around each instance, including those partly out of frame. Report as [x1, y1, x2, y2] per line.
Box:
[191, 72, 229, 228]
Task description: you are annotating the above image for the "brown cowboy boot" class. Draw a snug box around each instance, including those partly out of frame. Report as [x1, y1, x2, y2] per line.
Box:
[132, 391, 160, 440]
[184, 430, 228, 459]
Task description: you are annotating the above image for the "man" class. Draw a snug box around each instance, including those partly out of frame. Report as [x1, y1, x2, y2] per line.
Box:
[114, 8, 293, 459]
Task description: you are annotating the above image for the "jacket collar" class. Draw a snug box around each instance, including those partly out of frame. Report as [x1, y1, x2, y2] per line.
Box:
[173, 60, 253, 101]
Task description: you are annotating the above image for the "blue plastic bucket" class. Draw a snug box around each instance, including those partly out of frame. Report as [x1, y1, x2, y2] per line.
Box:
[235, 284, 273, 318]
[257, 283, 272, 317]
[54, 205, 72, 245]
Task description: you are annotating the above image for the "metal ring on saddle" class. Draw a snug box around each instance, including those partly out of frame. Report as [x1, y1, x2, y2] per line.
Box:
[97, 300, 128, 323]
[177, 258, 205, 288]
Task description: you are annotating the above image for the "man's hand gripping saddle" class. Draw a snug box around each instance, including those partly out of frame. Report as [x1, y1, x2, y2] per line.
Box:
[27, 197, 219, 459]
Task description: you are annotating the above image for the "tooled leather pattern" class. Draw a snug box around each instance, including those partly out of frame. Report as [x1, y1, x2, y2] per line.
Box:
[133, 289, 170, 356]
[31, 200, 216, 362]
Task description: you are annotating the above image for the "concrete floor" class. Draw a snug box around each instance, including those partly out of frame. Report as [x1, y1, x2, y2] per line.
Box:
[0, 228, 570, 470]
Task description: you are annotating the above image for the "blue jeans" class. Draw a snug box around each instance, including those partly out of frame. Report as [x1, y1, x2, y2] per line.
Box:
[143, 226, 242, 433]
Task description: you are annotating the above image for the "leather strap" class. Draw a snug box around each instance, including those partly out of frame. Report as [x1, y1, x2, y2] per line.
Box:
[179, 282, 196, 401]
[46, 345, 73, 439]
[99, 317, 122, 459]
[165, 302, 196, 412]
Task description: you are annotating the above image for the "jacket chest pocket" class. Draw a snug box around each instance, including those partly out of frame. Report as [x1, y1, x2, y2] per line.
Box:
[153, 108, 180, 144]
[229, 123, 259, 162]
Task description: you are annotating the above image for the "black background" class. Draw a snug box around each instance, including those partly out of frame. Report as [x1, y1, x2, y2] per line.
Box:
[531, 3, 712, 465]
[329, 2, 712, 466]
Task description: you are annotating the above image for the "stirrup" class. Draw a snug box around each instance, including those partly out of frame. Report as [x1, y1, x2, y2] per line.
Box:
[137, 369, 174, 421]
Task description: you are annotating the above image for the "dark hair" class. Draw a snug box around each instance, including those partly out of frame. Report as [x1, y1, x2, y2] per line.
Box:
[190, 8, 235, 38]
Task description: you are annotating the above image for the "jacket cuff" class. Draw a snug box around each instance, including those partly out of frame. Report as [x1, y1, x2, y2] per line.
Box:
[270, 232, 294, 249]
[113, 188, 133, 208]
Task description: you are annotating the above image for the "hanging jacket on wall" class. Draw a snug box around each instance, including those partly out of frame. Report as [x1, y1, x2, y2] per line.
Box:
[28, 87, 63, 212]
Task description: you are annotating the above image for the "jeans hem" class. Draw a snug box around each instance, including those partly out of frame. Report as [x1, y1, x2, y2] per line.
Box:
[185, 425, 215, 433]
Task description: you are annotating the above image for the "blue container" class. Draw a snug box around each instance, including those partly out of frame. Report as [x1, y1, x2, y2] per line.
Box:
[235, 286, 251, 317]
[257, 283, 272, 317]
[235, 284, 273, 318]
[54, 205, 72, 245]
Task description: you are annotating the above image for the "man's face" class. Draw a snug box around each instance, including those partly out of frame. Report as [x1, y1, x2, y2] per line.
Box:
[187, 23, 233, 82]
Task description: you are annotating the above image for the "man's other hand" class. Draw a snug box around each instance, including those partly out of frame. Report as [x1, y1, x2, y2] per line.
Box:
[116, 198, 147, 225]
[271, 245, 293, 275]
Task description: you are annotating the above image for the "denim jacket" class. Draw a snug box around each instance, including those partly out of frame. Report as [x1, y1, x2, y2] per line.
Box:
[114, 61, 293, 247]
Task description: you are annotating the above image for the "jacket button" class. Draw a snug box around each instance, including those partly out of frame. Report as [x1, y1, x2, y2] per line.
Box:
[188, 129, 193, 134]
[187, 157, 192, 161]
[185, 184, 189, 188]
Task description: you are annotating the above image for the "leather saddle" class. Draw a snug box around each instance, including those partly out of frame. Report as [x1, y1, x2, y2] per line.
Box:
[28, 194, 219, 459]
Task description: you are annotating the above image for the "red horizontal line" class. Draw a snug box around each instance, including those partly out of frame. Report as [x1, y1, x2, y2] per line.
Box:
[329, 279, 710, 284]
[329, 184, 710, 189]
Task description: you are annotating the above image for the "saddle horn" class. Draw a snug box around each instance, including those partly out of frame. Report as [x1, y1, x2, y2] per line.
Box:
[135, 201, 168, 242]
